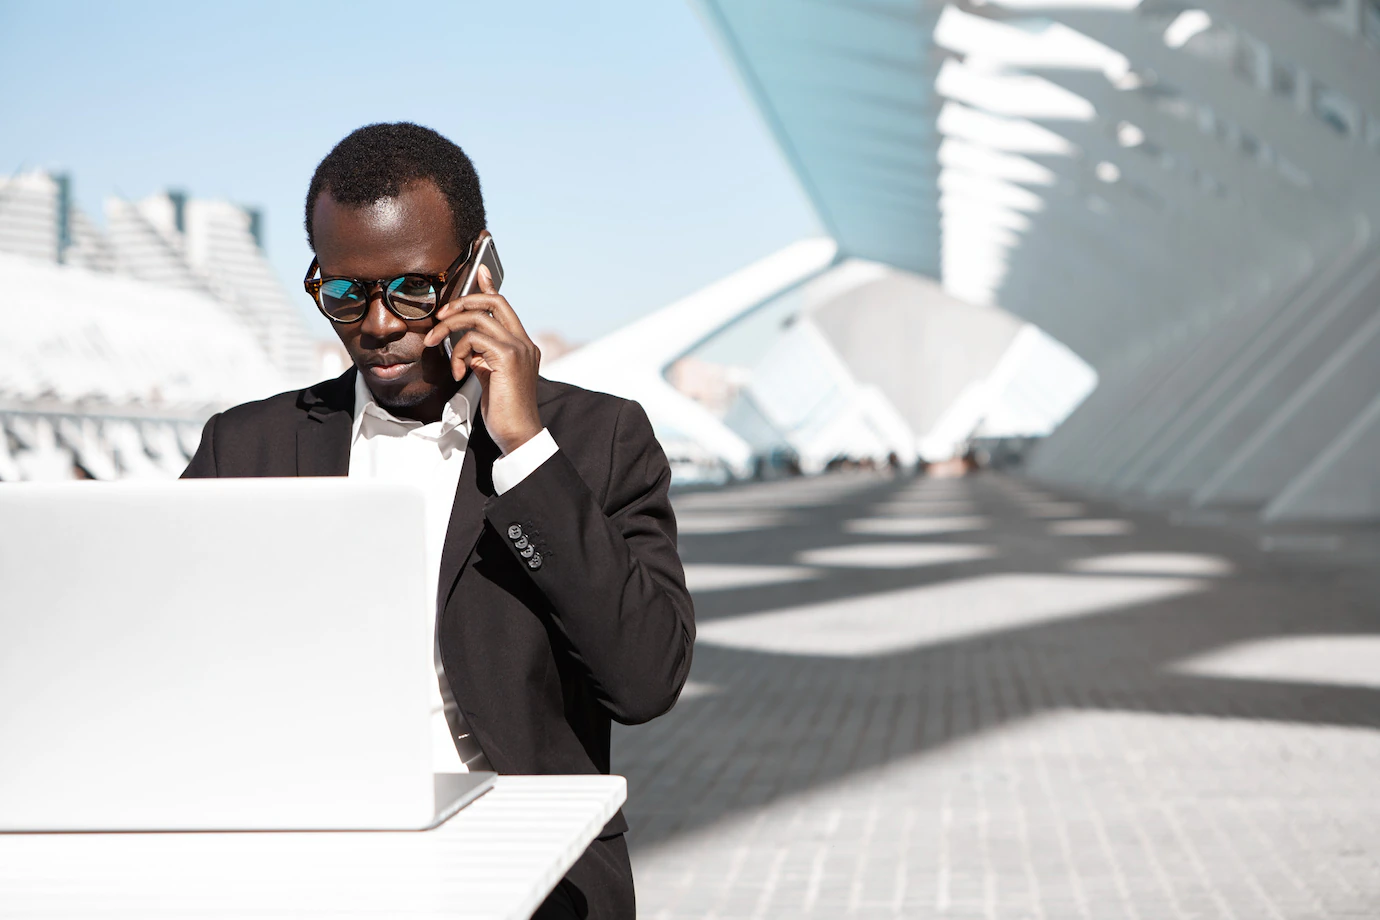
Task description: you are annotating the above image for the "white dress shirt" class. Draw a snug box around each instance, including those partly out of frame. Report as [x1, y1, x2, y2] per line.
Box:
[347, 371, 559, 772]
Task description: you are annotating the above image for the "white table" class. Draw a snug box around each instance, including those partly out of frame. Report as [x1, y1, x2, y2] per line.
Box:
[0, 775, 625, 920]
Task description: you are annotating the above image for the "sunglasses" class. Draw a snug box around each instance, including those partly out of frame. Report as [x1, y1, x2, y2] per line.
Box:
[303, 243, 473, 324]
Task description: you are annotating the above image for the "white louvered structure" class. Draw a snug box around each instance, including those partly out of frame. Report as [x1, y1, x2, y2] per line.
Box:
[677, 0, 1380, 520]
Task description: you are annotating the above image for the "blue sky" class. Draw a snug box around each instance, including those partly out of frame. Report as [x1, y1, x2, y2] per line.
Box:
[0, 0, 820, 342]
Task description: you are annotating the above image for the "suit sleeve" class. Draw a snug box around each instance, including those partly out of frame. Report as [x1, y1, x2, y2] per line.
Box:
[181, 413, 221, 479]
[483, 399, 694, 725]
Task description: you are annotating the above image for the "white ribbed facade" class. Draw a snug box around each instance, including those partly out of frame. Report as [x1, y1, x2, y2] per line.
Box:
[686, 0, 1380, 520]
[104, 192, 318, 382]
[0, 172, 115, 271]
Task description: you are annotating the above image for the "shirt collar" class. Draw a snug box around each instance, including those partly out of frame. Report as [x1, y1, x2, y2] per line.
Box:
[351, 368, 482, 443]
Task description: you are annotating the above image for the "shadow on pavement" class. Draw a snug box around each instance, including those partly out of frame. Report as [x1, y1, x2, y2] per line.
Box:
[614, 471, 1380, 852]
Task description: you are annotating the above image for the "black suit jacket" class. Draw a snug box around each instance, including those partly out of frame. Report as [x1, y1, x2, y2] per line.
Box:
[183, 369, 694, 916]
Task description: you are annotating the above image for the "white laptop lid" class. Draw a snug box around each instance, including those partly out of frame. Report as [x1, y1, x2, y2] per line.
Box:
[0, 478, 445, 831]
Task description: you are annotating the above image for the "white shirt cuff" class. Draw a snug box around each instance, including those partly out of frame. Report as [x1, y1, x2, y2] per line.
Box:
[491, 428, 559, 495]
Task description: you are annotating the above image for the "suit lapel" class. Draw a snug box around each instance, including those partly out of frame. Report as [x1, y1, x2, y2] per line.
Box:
[437, 415, 501, 613]
[294, 369, 355, 477]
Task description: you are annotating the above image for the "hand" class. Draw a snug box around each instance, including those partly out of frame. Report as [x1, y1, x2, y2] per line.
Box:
[423, 266, 543, 455]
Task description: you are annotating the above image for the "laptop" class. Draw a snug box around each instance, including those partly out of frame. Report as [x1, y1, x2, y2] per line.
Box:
[0, 478, 494, 832]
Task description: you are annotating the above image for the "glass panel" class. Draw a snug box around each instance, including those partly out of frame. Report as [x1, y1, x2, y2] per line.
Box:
[1294, 0, 1358, 35]
[1231, 38, 1262, 86]
[1271, 60, 1296, 100]
[1314, 82, 1357, 137]
[1366, 117, 1380, 152]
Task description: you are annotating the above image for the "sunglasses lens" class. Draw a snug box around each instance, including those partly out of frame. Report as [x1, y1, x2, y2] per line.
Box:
[387, 275, 438, 319]
[319, 279, 368, 322]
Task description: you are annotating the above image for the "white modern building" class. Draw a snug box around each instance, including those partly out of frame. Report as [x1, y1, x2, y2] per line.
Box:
[555, 0, 1380, 521]
[0, 172, 324, 481]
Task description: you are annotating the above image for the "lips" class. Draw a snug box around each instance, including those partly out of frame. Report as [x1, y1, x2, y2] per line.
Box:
[362, 356, 417, 381]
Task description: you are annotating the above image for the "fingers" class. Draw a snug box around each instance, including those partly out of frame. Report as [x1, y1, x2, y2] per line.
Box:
[439, 269, 531, 342]
[446, 330, 504, 379]
[422, 308, 509, 349]
[433, 314, 539, 381]
[485, 291, 530, 340]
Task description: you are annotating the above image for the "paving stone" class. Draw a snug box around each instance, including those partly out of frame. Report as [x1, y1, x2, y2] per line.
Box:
[616, 472, 1380, 918]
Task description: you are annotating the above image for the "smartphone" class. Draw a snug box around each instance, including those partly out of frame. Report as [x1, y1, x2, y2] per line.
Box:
[443, 230, 505, 360]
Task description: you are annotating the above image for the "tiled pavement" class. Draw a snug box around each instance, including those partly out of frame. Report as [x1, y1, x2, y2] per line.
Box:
[612, 472, 1380, 919]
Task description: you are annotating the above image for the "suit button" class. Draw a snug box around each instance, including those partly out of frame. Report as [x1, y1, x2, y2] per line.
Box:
[527, 553, 543, 570]
[519, 545, 535, 559]
[514, 535, 529, 550]
[507, 524, 523, 540]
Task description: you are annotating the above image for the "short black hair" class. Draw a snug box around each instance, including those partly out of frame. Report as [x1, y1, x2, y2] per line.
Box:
[304, 122, 486, 251]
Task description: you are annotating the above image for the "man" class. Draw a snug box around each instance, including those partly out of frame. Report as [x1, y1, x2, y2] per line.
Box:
[183, 122, 694, 919]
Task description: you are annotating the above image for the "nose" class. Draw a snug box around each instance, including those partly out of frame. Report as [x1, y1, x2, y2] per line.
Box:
[358, 281, 407, 342]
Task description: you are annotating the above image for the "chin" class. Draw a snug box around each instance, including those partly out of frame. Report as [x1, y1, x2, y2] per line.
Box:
[374, 381, 437, 410]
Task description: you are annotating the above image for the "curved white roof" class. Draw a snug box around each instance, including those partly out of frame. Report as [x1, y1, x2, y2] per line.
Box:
[0, 251, 290, 410]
